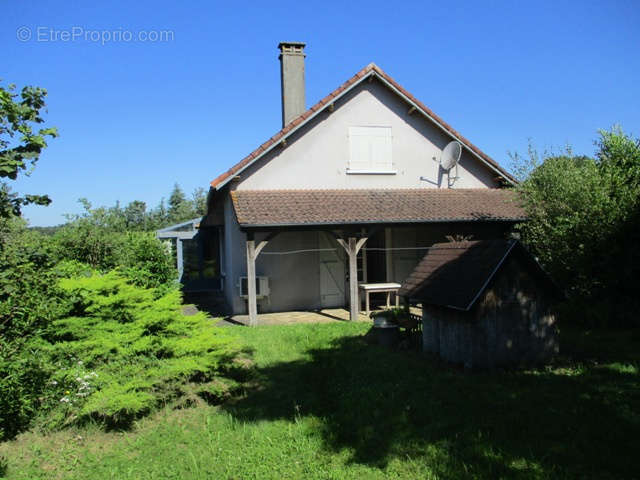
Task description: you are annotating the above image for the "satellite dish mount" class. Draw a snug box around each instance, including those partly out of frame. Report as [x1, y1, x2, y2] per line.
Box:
[419, 140, 463, 187]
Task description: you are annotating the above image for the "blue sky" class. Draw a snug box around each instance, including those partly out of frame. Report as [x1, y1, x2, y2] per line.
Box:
[3, 0, 639, 226]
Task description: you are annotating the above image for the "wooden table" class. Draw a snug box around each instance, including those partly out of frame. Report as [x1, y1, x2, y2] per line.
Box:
[359, 282, 402, 316]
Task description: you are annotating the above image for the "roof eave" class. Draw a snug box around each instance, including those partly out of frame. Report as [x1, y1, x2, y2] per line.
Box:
[155, 216, 204, 233]
[237, 217, 525, 230]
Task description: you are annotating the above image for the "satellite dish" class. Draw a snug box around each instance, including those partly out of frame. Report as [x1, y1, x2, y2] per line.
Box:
[440, 141, 462, 171]
[420, 140, 463, 187]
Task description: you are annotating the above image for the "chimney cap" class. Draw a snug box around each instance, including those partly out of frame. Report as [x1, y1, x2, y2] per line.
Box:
[278, 42, 306, 57]
[278, 41, 306, 49]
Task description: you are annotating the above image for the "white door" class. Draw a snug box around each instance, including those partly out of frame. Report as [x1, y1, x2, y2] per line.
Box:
[319, 232, 345, 308]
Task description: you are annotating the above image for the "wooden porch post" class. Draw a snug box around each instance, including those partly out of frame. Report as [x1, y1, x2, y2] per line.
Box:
[348, 237, 359, 321]
[337, 236, 368, 321]
[246, 237, 258, 327]
[176, 238, 184, 281]
[245, 232, 278, 327]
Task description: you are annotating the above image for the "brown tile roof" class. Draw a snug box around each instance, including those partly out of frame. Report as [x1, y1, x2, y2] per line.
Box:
[231, 188, 525, 227]
[210, 63, 516, 190]
[399, 240, 518, 310]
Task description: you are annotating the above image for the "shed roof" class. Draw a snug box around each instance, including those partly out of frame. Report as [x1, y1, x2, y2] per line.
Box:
[230, 188, 525, 228]
[399, 240, 552, 311]
[210, 63, 516, 190]
[156, 217, 203, 239]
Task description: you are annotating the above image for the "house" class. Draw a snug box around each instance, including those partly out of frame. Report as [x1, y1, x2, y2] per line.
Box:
[399, 240, 559, 368]
[200, 42, 526, 324]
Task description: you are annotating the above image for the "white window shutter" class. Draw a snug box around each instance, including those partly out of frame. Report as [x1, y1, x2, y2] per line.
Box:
[348, 126, 392, 172]
[349, 131, 371, 170]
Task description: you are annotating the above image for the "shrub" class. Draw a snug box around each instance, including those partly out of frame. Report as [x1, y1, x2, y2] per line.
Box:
[53, 223, 176, 290]
[0, 217, 177, 439]
[51, 204, 126, 270]
[119, 232, 176, 290]
[370, 307, 407, 322]
[0, 218, 71, 439]
[40, 271, 239, 428]
[0, 217, 67, 341]
[516, 155, 605, 299]
[0, 339, 53, 440]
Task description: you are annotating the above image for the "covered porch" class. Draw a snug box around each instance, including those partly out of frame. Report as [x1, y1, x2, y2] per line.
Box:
[231, 188, 525, 326]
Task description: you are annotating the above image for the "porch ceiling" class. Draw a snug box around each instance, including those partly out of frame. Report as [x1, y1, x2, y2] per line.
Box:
[231, 188, 526, 229]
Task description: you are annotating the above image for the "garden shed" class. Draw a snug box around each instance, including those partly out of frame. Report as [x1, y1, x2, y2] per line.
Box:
[400, 239, 559, 369]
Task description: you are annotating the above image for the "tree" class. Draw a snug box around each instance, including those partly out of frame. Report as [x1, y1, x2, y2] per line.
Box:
[54, 199, 127, 269]
[124, 200, 147, 231]
[147, 198, 168, 230]
[0, 81, 58, 217]
[515, 127, 640, 327]
[597, 126, 640, 216]
[167, 183, 194, 223]
[516, 154, 606, 296]
[192, 187, 208, 217]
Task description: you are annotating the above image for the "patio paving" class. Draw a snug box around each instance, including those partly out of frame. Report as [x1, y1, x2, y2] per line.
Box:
[216, 306, 422, 327]
[218, 308, 368, 326]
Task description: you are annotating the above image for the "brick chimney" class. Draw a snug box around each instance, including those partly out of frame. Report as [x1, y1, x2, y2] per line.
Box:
[278, 42, 306, 128]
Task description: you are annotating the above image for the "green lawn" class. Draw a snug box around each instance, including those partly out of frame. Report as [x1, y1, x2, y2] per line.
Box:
[1, 322, 639, 479]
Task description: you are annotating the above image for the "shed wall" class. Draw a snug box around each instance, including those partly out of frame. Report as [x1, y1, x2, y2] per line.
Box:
[421, 255, 558, 368]
[478, 255, 558, 367]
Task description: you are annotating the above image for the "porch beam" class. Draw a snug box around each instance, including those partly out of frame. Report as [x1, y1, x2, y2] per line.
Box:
[157, 231, 197, 240]
[255, 231, 278, 257]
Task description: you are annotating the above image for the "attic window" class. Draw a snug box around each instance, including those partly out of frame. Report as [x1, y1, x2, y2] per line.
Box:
[347, 126, 396, 174]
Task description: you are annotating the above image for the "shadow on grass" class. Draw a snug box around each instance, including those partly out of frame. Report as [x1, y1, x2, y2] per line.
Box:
[222, 328, 640, 479]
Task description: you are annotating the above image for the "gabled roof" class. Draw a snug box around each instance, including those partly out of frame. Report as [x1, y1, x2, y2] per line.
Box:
[210, 63, 516, 190]
[231, 188, 525, 228]
[399, 240, 556, 310]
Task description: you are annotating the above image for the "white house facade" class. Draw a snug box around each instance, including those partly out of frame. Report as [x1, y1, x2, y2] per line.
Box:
[190, 42, 524, 324]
